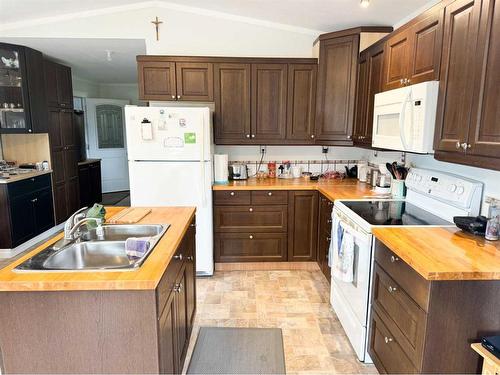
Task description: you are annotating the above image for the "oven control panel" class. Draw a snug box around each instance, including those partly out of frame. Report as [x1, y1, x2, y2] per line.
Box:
[406, 168, 483, 210]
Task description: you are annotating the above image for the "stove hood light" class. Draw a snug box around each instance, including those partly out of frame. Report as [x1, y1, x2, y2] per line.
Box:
[360, 0, 370, 8]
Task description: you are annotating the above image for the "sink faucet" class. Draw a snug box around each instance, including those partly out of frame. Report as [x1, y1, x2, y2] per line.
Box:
[67, 218, 103, 240]
[64, 207, 88, 240]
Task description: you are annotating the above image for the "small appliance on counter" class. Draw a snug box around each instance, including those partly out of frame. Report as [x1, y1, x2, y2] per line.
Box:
[453, 216, 488, 236]
[482, 336, 500, 360]
[229, 164, 248, 180]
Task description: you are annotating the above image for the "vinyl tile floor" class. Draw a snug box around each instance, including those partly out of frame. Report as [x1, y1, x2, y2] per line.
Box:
[183, 270, 378, 374]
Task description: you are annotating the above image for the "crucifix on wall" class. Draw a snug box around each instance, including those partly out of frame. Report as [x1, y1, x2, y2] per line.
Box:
[151, 16, 163, 41]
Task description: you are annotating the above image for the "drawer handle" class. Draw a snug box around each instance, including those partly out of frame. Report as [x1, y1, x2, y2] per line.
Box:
[390, 255, 399, 263]
[388, 285, 397, 293]
[268, 192, 273, 196]
[230, 192, 235, 196]
[173, 254, 183, 261]
[249, 208, 253, 212]
[249, 235, 254, 239]
[384, 337, 393, 344]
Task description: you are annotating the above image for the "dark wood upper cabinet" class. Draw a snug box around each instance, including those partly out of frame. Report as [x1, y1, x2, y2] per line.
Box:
[44, 60, 74, 109]
[467, 0, 500, 161]
[315, 35, 359, 145]
[286, 64, 317, 143]
[213, 63, 251, 143]
[434, 0, 481, 154]
[408, 10, 444, 85]
[138, 61, 176, 101]
[288, 191, 318, 261]
[354, 50, 369, 145]
[251, 63, 288, 142]
[383, 30, 411, 90]
[383, 11, 443, 91]
[175, 62, 213, 101]
[364, 43, 385, 146]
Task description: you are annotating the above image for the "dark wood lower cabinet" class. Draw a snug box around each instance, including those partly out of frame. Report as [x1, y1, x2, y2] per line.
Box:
[0, 219, 196, 374]
[369, 240, 500, 374]
[215, 232, 288, 262]
[317, 194, 333, 281]
[288, 191, 318, 261]
[0, 174, 55, 249]
[78, 160, 102, 208]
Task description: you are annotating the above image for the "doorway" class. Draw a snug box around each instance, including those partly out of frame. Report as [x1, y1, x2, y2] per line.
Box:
[85, 98, 130, 193]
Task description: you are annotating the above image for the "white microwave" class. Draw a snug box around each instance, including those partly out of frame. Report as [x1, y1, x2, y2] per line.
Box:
[372, 81, 439, 153]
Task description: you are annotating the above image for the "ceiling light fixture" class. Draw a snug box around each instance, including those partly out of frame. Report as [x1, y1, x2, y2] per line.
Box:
[360, 0, 370, 8]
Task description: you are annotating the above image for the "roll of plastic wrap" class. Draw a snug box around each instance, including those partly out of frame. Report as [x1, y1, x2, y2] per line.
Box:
[214, 154, 229, 184]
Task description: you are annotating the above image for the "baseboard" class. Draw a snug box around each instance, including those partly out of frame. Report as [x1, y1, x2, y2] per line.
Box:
[215, 262, 321, 271]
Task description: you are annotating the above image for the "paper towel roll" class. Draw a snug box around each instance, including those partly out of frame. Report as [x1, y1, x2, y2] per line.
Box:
[214, 154, 229, 184]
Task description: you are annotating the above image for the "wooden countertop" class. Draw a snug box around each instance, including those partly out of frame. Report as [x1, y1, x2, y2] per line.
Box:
[0, 206, 196, 292]
[213, 178, 378, 200]
[373, 226, 500, 281]
[77, 158, 101, 166]
[0, 169, 52, 184]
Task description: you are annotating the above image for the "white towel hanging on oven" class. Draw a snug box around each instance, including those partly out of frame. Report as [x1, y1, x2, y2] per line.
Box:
[331, 226, 355, 283]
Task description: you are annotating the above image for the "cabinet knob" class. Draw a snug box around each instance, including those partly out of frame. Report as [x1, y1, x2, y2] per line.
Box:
[173, 254, 183, 261]
[455, 141, 461, 149]
[249, 235, 254, 239]
[174, 283, 183, 293]
[177, 95, 181, 99]
[347, 135, 352, 140]
[388, 285, 397, 293]
[267, 192, 272, 196]
[461, 142, 471, 150]
[311, 134, 315, 139]
[251, 134, 256, 138]
[30, 178, 35, 182]
[400, 79, 404, 85]
[407, 78, 411, 84]
[327, 219, 332, 224]
[31, 198, 38, 203]
[171, 95, 175, 99]
[230, 191, 235, 196]
[390, 255, 399, 263]
[187, 255, 194, 261]
[246, 134, 250, 138]
[28, 129, 32, 133]
[249, 207, 253, 212]
[384, 337, 393, 344]
[326, 236, 331, 242]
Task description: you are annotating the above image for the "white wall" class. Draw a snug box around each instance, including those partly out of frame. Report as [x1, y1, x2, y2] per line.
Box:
[72, 76, 100, 98]
[1, 4, 319, 58]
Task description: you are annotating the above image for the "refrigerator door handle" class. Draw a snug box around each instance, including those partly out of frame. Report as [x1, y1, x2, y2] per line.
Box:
[200, 112, 206, 207]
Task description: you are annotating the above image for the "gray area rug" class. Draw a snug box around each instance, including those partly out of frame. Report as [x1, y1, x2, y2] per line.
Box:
[187, 327, 286, 374]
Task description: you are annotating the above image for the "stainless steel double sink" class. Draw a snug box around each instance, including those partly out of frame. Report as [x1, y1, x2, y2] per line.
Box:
[15, 224, 169, 272]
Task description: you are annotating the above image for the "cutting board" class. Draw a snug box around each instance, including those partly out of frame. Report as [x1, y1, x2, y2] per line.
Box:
[108, 208, 152, 224]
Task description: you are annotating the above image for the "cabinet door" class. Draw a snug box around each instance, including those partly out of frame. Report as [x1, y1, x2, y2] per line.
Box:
[176, 62, 213, 101]
[138, 61, 176, 101]
[365, 43, 385, 145]
[10, 194, 37, 247]
[408, 10, 444, 85]
[53, 182, 68, 224]
[60, 109, 76, 148]
[174, 265, 189, 370]
[78, 165, 91, 208]
[434, 0, 481, 153]
[251, 64, 287, 142]
[33, 187, 55, 234]
[44, 60, 59, 107]
[288, 191, 318, 261]
[213, 63, 251, 143]
[48, 108, 63, 151]
[467, 0, 500, 160]
[315, 35, 359, 144]
[65, 176, 80, 215]
[158, 291, 177, 375]
[383, 30, 411, 90]
[89, 162, 102, 205]
[56, 64, 73, 108]
[286, 64, 317, 143]
[354, 51, 369, 145]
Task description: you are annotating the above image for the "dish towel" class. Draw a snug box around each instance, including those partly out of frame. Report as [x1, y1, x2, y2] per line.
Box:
[331, 225, 355, 283]
[125, 237, 152, 258]
[329, 212, 343, 268]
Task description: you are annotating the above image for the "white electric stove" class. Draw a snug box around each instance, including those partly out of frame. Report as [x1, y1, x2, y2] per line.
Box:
[330, 168, 483, 363]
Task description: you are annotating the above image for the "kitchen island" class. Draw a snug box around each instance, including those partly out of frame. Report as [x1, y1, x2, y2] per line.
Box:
[0, 206, 196, 374]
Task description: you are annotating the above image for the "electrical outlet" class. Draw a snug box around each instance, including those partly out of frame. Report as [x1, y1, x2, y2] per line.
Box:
[322, 146, 329, 154]
[260, 146, 267, 155]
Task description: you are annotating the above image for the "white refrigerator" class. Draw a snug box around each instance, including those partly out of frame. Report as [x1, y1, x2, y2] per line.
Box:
[125, 105, 214, 276]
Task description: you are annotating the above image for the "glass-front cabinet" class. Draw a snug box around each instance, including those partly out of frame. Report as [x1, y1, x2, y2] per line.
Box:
[0, 44, 32, 133]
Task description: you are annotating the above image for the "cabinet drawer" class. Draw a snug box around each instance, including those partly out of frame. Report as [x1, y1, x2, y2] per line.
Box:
[372, 264, 426, 369]
[8, 174, 52, 198]
[369, 310, 418, 374]
[375, 240, 430, 311]
[251, 190, 288, 205]
[214, 205, 287, 232]
[213, 190, 251, 205]
[215, 232, 287, 262]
